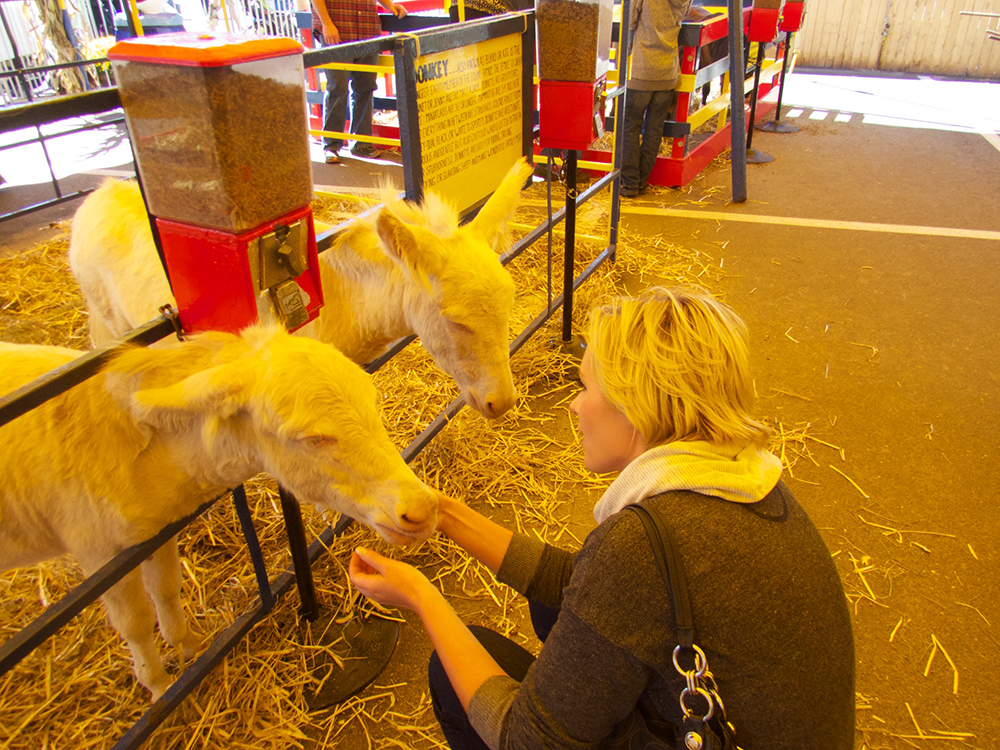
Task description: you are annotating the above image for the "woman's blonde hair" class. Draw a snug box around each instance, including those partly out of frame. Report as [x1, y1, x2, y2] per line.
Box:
[586, 286, 770, 448]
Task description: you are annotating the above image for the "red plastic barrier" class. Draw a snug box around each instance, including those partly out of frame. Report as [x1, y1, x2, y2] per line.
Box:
[779, 2, 804, 32]
[748, 7, 779, 42]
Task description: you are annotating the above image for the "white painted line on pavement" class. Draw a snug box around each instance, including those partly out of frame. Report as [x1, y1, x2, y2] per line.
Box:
[620, 207, 1000, 242]
[983, 132, 1000, 155]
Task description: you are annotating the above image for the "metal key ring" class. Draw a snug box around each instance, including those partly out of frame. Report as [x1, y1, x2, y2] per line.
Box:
[672, 644, 708, 678]
[679, 686, 716, 721]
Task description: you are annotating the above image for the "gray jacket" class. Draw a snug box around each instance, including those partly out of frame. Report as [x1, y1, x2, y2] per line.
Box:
[628, 0, 693, 91]
[467, 482, 856, 749]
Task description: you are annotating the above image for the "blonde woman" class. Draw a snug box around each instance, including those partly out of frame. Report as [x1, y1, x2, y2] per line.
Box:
[350, 286, 855, 749]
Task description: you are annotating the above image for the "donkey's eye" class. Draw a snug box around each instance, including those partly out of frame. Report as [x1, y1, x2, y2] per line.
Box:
[304, 435, 338, 449]
[447, 320, 473, 335]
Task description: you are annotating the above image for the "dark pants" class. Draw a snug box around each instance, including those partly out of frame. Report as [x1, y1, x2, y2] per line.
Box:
[428, 601, 559, 749]
[621, 88, 677, 191]
[448, 5, 495, 22]
[321, 52, 379, 153]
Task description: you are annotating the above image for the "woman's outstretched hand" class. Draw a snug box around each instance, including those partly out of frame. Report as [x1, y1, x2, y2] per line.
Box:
[350, 546, 506, 711]
[349, 546, 432, 613]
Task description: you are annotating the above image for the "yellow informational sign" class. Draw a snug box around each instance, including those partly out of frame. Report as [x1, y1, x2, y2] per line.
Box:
[415, 32, 523, 213]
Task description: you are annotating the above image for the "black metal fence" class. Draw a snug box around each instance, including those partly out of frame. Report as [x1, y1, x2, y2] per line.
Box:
[0, 10, 628, 747]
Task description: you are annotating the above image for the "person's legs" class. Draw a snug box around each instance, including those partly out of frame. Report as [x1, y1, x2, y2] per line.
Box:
[323, 66, 350, 156]
[348, 54, 380, 156]
[637, 89, 676, 189]
[449, 5, 494, 22]
[621, 88, 653, 194]
[428, 625, 536, 750]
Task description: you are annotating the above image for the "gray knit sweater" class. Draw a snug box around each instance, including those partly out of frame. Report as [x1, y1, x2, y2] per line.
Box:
[466, 482, 855, 749]
[627, 0, 693, 91]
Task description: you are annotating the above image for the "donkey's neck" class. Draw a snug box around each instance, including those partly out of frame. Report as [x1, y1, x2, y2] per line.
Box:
[311, 228, 410, 364]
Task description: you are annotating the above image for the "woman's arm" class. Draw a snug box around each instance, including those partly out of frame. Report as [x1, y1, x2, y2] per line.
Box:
[350, 547, 504, 709]
[437, 494, 514, 575]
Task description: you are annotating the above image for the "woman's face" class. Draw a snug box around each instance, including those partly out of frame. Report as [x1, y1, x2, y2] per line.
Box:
[570, 349, 647, 474]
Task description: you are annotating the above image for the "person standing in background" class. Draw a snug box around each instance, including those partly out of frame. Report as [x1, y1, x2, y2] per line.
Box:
[311, 0, 407, 164]
[620, 0, 693, 197]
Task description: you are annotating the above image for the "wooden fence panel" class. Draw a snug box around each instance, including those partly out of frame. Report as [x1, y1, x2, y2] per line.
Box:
[857, 0, 884, 69]
[793, 0, 1000, 80]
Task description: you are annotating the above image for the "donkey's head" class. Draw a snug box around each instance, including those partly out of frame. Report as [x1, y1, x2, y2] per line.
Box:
[375, 158, 533, 418]
[128, 326, 440, 545]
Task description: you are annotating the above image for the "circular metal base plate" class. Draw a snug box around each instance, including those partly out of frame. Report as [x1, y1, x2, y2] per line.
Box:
[746, 148, 775, 164]
[304, 615, 399, 712]
[756, 120, 800, 133]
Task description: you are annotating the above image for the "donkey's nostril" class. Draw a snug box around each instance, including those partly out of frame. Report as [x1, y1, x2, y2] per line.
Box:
[483, 391, 515, 419]
[400, 507, 430, 528]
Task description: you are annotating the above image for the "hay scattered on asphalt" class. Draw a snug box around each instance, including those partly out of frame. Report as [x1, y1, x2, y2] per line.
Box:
[12, 175, 958, 749]
[2, 180, 727, 747]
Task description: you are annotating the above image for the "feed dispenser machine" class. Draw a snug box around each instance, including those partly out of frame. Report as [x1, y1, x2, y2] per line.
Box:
[108, 32, 323, 334]
[535, 0, 613, 151]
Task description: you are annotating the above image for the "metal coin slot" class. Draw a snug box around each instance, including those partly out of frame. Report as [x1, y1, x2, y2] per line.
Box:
[270, 279, 309, 330]
[259, 220, 308, 290]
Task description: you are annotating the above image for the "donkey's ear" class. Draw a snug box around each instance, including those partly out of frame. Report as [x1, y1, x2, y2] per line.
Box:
[129, 363, 253, 433]
[467, 157, 533, 252]
[376, 210, 444, 287]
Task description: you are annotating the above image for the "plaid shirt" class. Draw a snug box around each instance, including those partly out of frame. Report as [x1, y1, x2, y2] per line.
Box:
[312, 0, 383, 43]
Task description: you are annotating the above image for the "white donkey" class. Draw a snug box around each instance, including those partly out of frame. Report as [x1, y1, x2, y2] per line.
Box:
[68, 159, 533, 418]
[0, 325, 440, 700]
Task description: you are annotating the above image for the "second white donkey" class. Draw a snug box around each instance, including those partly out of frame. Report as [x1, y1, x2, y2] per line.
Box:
[0, 325, 440, 701]
[69, 159, 534, 418]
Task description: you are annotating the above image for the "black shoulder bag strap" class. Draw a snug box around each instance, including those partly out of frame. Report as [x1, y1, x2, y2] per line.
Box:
[625, 503, 740, 750]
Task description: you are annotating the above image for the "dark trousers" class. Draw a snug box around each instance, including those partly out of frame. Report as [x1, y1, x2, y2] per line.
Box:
[448, 5, 495, 22]
[321, 53, 379, 153]
[621, 88, 677, 191]
[428, 601, 559, 749]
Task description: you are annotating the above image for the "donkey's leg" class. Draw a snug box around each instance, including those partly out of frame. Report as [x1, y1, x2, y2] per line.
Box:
[142, 535, 203, 661]
[96, 565, 172, 701]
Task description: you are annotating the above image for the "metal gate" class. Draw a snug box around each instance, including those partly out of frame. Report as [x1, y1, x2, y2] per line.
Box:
[793, 0, 1000, 79]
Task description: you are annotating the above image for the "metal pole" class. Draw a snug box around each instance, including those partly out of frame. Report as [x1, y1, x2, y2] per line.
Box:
[231, 484, 276, 612]
[0, 5, 33, 103]
[277, 485, 320, 622]
[775, 32, 790, 121]
[746, 41, 764, 151]
[727, 0, 747, 202]
[756, 30, 800, 133]
[609, 0, 631, 258]
[561, 150, 578, 343]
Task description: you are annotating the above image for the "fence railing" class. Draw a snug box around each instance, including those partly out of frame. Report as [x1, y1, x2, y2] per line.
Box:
[0, 10, 629, 748]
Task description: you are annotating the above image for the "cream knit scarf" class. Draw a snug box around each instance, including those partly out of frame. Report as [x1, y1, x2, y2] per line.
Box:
[593, 440, 784, 524]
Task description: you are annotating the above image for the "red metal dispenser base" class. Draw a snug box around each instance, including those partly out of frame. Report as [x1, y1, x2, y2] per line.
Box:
[157, 204, 323, 335]
[538, 77, 606, 151]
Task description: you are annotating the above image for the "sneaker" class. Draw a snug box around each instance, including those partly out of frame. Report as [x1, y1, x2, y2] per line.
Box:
[620, 186, 641, 197]
[350, 145, 383, 159]
[324, 150, 342, 164]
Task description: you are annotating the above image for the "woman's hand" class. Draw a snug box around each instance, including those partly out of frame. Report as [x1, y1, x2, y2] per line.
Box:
[349, 546, 432, 612]
[352, 545, 507, 712]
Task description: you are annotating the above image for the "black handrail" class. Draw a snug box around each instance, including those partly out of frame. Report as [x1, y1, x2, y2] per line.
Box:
[0, 15, 625, 749]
